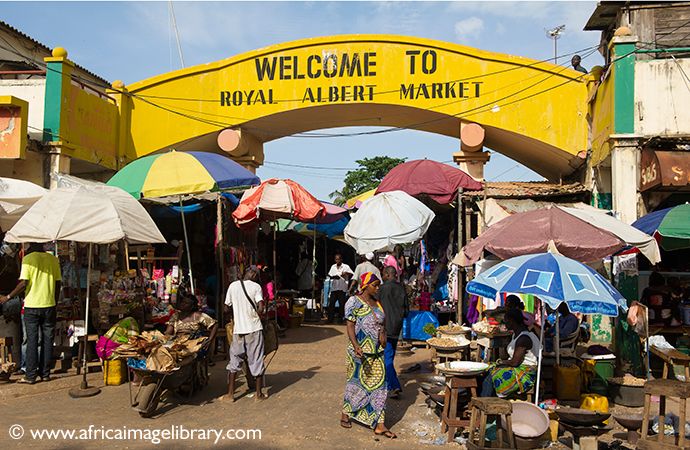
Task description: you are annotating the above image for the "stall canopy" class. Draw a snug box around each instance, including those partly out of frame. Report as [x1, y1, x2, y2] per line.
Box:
[344, 190, 435, 253]
[232, 178, 325, 232]
[376, 159, 483, 204]
[458, 205, 661, 265]
[0, 177, 47, 232]
[5, 185, 166, 245]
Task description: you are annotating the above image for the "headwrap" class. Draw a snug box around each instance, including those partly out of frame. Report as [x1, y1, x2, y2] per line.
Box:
[360, 272, 380, 292]
[365, 252, 375, 261]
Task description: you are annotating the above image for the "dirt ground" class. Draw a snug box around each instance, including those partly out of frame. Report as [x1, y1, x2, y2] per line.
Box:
[0, 323, 676, 449]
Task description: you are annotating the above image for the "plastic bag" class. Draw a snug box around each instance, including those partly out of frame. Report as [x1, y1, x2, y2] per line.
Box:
[651, 414, 690, 437]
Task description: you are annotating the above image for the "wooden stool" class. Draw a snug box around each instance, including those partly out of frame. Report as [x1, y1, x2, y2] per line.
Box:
[639, 378, 690, 450]
[211, 328, 229, 361]
[650, 346, 690, 381]
[441, 374, 479, 442]
[76, 335, 100, 375]
[467, 397, 516, 450]
[0, 337, 13, 363]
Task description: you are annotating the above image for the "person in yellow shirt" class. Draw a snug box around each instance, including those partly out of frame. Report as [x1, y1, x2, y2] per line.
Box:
[0, 243, 61, 384]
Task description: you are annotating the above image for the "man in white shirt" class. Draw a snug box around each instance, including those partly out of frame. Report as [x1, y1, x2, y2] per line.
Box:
[327, 254, 353, 323]
[222, 266, 267, 402]
[349, 252, 381, 295]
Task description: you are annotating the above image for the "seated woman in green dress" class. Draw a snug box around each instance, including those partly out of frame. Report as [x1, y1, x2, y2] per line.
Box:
[481, 308, 541, 398]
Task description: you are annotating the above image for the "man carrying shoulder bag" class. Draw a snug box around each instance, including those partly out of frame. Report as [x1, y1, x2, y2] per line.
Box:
[222, 265, 268, 403]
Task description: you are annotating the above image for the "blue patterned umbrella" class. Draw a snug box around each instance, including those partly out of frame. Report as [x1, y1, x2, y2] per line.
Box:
[466, 253, 627, 316]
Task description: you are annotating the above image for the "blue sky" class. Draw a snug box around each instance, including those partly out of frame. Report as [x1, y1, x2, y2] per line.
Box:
[2, 1, 603, 200]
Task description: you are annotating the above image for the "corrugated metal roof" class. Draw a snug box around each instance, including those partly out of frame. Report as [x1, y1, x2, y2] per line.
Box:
[0, 21, 110, 87]
[463, 181, 589, 199]
[584, 2, 624, 31]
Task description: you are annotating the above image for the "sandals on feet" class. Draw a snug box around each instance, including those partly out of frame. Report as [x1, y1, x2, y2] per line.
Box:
[255, 393, 268, 402]
[374, 430, 397, 439]
[17, 378, 37, 385]
[341, 419, 352, 428]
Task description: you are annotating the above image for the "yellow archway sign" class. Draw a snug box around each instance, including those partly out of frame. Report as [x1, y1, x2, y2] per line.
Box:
[113, 35, 588, 180]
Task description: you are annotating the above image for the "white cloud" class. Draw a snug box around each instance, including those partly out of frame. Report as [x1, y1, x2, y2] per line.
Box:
[455, 17, 485, 43]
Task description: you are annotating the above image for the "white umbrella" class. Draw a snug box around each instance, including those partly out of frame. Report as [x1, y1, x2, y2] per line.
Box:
[344, 190, 435, 253]
[0, 177, 48, 231]
[5, 185, 166, 245]
[5, 185, 166, 397]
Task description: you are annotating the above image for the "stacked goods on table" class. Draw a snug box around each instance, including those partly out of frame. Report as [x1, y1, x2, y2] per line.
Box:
[472, 321, 508, 334]
[114, 330, 207, 372]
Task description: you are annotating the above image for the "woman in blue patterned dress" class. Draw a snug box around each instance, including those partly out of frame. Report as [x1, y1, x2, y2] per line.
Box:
[340, 272, 396, 439]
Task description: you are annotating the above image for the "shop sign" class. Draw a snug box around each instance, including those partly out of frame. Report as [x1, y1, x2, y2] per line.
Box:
[0, 96, 28, 159]
[641, 148, 690, 191]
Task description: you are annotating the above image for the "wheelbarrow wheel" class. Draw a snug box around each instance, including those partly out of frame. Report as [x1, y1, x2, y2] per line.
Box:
[138, 383, 159, 418]
[242, 360, 256, 389]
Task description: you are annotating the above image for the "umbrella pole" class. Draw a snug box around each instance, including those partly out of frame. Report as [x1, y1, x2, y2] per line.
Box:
[179, 195, 195, 295]
[555, 313, 560, 366]
[273, 221, 277, 327]
[457, 187, 463, 324]
[69, 243, 100, 398]
[535, 301, 546, 405]
[312, 218, 317, 315]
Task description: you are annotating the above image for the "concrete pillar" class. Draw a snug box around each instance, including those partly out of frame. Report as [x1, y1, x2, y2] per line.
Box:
[610, 135, 641, 223]
[48, 152, 71, 189]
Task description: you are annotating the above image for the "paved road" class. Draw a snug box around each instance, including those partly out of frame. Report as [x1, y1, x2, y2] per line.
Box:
[0, 323, 443, 449]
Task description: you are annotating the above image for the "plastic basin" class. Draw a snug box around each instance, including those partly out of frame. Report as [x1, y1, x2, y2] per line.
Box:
[501, 401, 550, 438]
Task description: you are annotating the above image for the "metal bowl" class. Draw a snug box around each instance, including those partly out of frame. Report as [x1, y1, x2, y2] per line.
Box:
[555, 408, 611, 426]
[613, 414, 643, 431]
[293, 298, 309, 307]
[415, 373, 446, 391]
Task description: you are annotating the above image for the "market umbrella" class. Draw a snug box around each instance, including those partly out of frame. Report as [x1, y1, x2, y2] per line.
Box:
[232, 179, 325, 231]
[459, 205, 661, 265]
[233, 179, 325, 320]
[106, 150, 261, 293]
[0, 177, 48, 231]
[5, 185, 166, 398]
[344, 190, 435, 253]
[345, 188, 377, 210]
[466, 252, 627, 404]
[376, 159, 483, 204]
[632, 203, 690, 251]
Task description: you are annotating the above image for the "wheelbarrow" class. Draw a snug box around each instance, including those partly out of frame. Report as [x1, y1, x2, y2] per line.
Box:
[128, 355, 208, 417]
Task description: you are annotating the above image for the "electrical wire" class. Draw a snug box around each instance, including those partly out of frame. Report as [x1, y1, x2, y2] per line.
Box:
[263, 161, 356, 170]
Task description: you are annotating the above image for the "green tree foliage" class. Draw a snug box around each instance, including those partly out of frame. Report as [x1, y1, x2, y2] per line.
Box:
[328, 156, 407, 206]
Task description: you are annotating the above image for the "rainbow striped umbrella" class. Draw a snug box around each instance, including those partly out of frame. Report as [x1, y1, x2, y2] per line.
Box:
[106, 150, 260, 294]
[106, 150, 260, 199]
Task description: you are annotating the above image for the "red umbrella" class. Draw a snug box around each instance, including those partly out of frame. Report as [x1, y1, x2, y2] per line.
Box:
[376, 159, 483, 204]
[460, 206, 626, 265]
[232, 178, 325, 232]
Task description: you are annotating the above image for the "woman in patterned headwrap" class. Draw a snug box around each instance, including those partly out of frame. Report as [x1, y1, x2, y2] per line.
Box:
[340, 272, 396, 439]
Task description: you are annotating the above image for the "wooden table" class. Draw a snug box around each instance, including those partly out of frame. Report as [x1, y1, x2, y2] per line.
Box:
[475, 332, 512, 363]
[431, 346, 470, 369]
[648, 325, 690, 336]
[650, 345, 690, 380]
[440, 373, 480, 442]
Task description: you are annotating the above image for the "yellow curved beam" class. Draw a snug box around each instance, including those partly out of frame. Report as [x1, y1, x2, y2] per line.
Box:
[117, 34, 589, 179]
